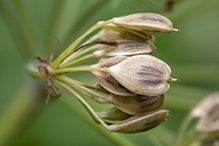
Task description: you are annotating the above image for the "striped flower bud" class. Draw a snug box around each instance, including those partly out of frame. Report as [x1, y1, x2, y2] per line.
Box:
[98, 22, 152, 41]
[90, 56, 135, 96]
[107, 94, 165, 115]
[112, 13, 179, 33]
[108, 55, 178, 96]
[94, 40, 156, 57]
[108, 110, 169, 133]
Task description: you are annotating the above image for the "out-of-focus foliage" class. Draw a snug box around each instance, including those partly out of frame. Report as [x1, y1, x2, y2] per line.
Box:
[0, 0, 219, 146]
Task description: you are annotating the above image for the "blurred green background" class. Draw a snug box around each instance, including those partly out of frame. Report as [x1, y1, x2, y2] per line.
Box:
[0, 0, 219, 146]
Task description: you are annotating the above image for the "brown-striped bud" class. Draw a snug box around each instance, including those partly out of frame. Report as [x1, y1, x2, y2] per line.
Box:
[112, 13, 179, 33]
[107, 94, 165, 115]
[94, 40, 156, 57]
[90, 56, 135, 96]
[108, 110, 169, 133]
[108, 55, 178, 96]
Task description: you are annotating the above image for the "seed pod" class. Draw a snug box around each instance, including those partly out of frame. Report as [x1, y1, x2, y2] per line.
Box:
[98, 21, 151, 41]
[90, 56, 135, 96]
[98, 107, 131, 120]
[108, 55, 178, 96]
[191, 92, 219, 132]
[107, 94, 165, 115]
[108, 110, 169, 133]
[112, 13, 179, 33]
[94, 40, 156, 57]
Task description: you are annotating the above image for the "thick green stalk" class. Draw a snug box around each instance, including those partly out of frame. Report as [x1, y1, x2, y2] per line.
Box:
[0, 79, 46, 146]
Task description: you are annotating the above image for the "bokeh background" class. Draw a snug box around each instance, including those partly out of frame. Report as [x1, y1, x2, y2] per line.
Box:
[0, 0, 219, 145]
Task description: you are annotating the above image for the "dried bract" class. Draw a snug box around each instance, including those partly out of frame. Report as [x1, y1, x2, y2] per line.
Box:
[108, 55, 177, 96]
[112, 13, 179, 33]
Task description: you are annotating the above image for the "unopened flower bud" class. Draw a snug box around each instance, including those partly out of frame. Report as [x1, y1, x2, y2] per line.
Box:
[107, 94, 165, 115]
[112, 13, 179, 33]
[90, 56, 135, 96]
[108, 110, 169, 133]
[94, 40, 156, 57]
[108, 55, 178, 96]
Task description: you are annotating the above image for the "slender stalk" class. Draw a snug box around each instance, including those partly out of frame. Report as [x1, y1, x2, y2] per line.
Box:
[52, 20, 113, 68]
[60, 53, 95, 68]
[173, 113, 194, 146]
[55, 80, 110, 129]
[55, 75, 107, 100]
[51, 67, 108, 75]
[58, 88, 136, 146]
[59, 45, 98, 68]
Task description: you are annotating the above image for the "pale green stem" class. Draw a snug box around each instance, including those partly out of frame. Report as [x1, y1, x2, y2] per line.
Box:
[60, 53, 95, 68]
[180, 129, 199, 146]
[52, 20, 113, 68]
[0, 80, 46, 146]
[51, 67, 108, 75]
[59, 35, 99, 68]
[55, 80, 110, 129]
[173, 113, 194, 146]
[58, 86, 136, 146]
[55, 75, 107, 100]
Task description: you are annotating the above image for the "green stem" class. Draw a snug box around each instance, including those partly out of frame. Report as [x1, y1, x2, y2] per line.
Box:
[55, 75, 107, 100]
[173, 113, 194, 146]
[55, 80, 110, 128]
[0, 79, 46, 146]
[60, 53, 96, 68]
[59, 44, 98, 68]
[51, 67, 108, 75]
[58, 90, 136, 146]
[52, 20, 113, 68]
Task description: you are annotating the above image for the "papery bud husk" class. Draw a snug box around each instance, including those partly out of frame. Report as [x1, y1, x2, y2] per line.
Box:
[108, 55, 177, 96]
[90, 56, 135, 96]
[98, 107, 131, 120]
[112, 13, 179, 33]
[107, 94, 165, 115]
[94, 40, 156, 57]
[108, 110, 169, 133]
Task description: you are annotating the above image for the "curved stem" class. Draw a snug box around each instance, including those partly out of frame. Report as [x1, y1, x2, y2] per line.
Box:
[59, 35, 99, 68]
[52, 20, 113, 68]
[55, 80, 109, 128]
[60, 53, 95, 68]
[173, 113, 193, 146]
[51, 67, 108, 75]
[55, 75, 107, 100]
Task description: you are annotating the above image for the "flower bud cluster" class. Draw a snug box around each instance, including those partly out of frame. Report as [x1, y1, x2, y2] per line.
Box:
[90, 13, 178, 133]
